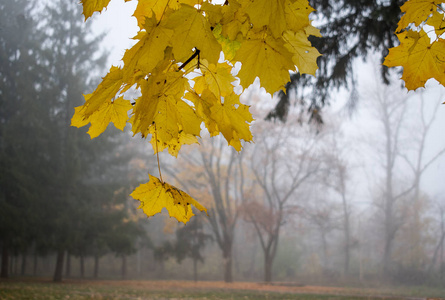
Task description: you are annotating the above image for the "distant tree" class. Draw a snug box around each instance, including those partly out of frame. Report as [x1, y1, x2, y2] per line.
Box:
[0, 0, 133, 282]
[321, 132, 356, 276]
[0, 0, 49, 279]
[107, 220, 144, 279]
[243, 118, 323, 282]
[171, 137, 244, 283]
[36, 0, 110, 282]
[172, 216, 213, 282]
[363, 72, 445, 277]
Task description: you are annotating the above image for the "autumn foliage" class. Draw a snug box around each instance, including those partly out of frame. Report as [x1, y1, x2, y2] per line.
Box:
[72, 0, 445, 224]
[72, 0, 320, 223]
[384, 0, 445, 90]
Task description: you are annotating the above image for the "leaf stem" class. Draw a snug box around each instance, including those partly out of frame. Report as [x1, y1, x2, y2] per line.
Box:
[154, 123, 163, 183]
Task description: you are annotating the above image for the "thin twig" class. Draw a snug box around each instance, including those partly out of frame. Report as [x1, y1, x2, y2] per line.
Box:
[178, 49, 200, 71]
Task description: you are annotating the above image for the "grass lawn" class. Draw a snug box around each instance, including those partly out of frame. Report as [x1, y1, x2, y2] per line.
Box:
[1, 278, 444, 300]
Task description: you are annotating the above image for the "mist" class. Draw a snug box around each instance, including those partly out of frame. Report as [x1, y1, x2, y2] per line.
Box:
[2, 0, 445, 298]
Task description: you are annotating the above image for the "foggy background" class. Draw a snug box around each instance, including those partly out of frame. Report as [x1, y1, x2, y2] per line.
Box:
[2, 0, 445, 288]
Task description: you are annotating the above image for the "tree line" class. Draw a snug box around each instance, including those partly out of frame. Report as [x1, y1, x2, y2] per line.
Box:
[0, 0, 147, 282]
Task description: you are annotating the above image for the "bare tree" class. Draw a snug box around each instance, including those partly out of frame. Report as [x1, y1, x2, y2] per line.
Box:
[300, 190, 338, 273]
[429, 200, 445, 275]
[320, 131, 356, 276]
[363, 74, 445, 276]
[242, 119, 323, 282]
[171, 136, 243, 282]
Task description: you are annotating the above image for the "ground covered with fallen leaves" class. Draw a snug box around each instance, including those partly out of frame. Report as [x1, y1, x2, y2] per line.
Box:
[1, 278, 445, 299]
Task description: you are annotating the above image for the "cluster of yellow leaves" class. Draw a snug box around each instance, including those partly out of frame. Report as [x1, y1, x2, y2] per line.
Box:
[72, 0, 320, 223]
[384, 0, 445, 90]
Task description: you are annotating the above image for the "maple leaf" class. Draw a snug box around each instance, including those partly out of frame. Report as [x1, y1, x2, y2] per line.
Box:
[193, 62, 236, 97]
[149, 130, 199, 157]
[383, 30, 445, 90]
[122, 16, 173, 80]
[165, 4, 222, 64]
[220, 0, 250, 41]
[72, 95, 132, 139]
[185, 90, 219, 136]
[233, 33, 295, 94]
[80, 0, 111, 20]
[129, 67, 203, 147]
[133, 0, 199, 26]
[79, 66, 125, 118]
[282, 30, 321, 76]
[396, 0, 442, 32]
[210, 92, 253, 151]
[213, 24, 241, 61]
[427, 10, 445, 36]
[131, 174, 207, 224]
[284, 0, 314, 33]
[239, 0, 287, 38]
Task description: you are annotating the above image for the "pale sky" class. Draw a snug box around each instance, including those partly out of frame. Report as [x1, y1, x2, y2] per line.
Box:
[90, 0, 139, 66]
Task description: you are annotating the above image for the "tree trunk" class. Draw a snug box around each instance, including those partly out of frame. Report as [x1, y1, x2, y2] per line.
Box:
[1, 242, 9, 278]
[80, 254, 84, 278]
[65, 252, 71, 278]
[383, 199, 394, 276]
[9, 255, 13, 276]
[53, 249, 65, 282]
[341, 191, 350, 276]
[193, 258, 198, 282]
[14, 255, 18, 275]
[222, 243, 233, 283]
[121, 256, 127, 279]
[264, 253, 273, 283]
[321, 231, 328, 269]
[33, 252, 38, 276]
[93, 255, 99, 279]
[21, 252, 27, 276]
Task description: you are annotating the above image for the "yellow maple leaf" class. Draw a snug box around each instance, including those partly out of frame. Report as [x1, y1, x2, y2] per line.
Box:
[130, 69, 189, 137]
[304, 21, 322, 38]
[193, 62, 236, 97]
[213, 24, 242, 61]
[220, 0, 250, 41]
[240, 0, 287, 38]
[72, 95, 128, 137]
[284, 0, 314, 33]
[79, 66, 125, 118]
[133, 0, 199, 26]
[72, 96, 132, 139]
[130, 66, 202, 154]
[282, 30, 321, 76]
[210, 92, 253, 151]
[396, 0, 442, 32]
[130, 174, 207, 224]
[233, 33, 295, 94]
[383, 30, 445, 90]
[184, 90, 219, 136]
[80, 0, 111, 20]
[165, 4, 222, 64]
[427, 10, 445, 36]
[122, 16, 173, 80]
[149, 130, 199, 157]
[201, 2, 223, 26]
